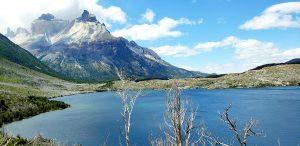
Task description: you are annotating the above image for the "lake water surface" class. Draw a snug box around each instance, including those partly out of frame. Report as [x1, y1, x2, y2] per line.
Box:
[4, 87, 300, 146]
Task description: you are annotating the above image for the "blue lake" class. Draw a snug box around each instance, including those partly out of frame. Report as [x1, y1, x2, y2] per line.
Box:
[4, 87, 300, 146]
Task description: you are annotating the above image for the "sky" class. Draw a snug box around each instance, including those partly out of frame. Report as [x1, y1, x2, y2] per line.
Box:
[0, 0, 300, 74]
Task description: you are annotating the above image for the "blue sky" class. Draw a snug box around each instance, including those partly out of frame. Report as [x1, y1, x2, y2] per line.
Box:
[0, 0, 300, 73]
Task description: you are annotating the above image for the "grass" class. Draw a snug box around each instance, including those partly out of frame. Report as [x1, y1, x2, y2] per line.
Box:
[107, 64, 300, 90]
[0, 58, 103, 97]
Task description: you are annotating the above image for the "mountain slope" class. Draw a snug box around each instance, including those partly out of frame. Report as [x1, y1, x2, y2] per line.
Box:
[0, 33, 61, 78]
[7, 10, 204, 82]
[0, 58, 100, 98]
[0, 57, 101, 127]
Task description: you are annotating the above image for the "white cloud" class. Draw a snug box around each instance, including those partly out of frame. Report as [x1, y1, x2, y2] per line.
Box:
[195, 36, 300, 69]
[197, 18, 204, 24]
[112, 17, 199, 41]
[142, 9, 155, 23]
[0, 0, 127, 33]
[152, 36, 300, 69]
[157, 36, 300, 73]
[181, 63, 237, 74]
[151, 45, 199, 57]
[195, 36, 237, 51]
[240, 2, 300, 30]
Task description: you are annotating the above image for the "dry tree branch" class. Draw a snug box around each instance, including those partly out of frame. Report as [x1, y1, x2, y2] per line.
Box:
[116, 70, 141, 146]
[198, 124, 229, 146]
[220, 104, 264, 146]
[151, 83, 199, 146]
[198, 104, 264, 146]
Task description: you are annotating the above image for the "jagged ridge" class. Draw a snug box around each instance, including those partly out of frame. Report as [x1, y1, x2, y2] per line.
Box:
[6, 10, 205, 82]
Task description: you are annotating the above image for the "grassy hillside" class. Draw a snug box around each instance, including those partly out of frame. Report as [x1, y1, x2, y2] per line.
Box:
[0, 58, 102, 126]
[0, 34, 59, 77]
[108, 64, 300, 90]
[0, 58, 101, 97]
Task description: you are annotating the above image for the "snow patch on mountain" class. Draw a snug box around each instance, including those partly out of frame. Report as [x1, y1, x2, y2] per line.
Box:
[51, 20, 113, 44]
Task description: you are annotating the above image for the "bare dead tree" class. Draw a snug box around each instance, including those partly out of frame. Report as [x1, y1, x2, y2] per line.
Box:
[219, 104, 264, 146]
[198, 104, 264, 146]
[198, 125, 229, 146]
[117, 71, 141, 146]
[150, 84, 199, 146]
[149, 83, 265, 146]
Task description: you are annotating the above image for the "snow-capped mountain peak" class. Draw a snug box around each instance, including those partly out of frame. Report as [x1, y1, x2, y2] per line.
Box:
[4, 10, 203, 82]
[51, 10, 114, 44]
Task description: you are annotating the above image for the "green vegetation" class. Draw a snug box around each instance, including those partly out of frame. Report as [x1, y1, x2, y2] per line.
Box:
[0, 94, 69, 126]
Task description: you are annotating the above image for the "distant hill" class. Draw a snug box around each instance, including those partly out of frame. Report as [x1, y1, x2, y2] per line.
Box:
[286, 58, 300, 64]
[251, 58, 300, 70]
[106, 64, 300, 90]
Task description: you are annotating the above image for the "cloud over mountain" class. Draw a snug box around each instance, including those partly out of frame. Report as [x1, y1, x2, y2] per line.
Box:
[112, 17, 199, 41]
[0, 0, 126, 33]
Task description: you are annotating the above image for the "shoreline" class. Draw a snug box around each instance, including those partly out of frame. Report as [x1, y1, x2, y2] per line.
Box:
[4, 84, 300, 126]
[3, 85, 300, 146]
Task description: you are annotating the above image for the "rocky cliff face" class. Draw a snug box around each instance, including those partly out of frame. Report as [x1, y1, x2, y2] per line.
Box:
[6, 10, 204, 82]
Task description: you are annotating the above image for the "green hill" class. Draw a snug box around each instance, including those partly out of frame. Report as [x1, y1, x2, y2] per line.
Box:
[0, 58, 98, 97]
[0, 34, 59, 77]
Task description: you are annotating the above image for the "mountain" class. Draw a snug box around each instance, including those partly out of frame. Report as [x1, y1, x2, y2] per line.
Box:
[6, 10, 204, 82]
[0, 33, 60, 77]
[251, 58, 300, 70]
